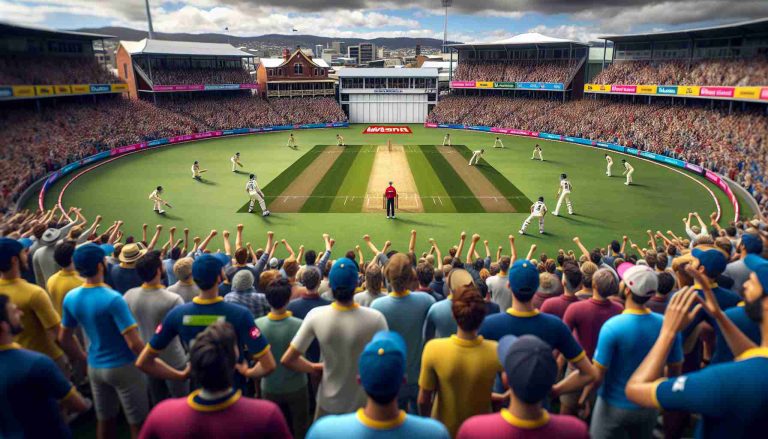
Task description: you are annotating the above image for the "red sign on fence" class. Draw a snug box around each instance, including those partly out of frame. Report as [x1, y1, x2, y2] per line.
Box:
[363, 126, 413, 134]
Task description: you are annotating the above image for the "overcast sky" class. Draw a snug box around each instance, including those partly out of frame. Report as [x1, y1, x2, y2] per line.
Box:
[3, 0, 767, 42]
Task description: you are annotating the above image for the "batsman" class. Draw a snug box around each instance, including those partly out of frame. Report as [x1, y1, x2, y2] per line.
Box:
[383, 181, 398, 219]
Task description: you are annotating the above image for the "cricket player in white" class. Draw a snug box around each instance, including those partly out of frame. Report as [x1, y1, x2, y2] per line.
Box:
[231, 152, 243, 172]
[442, 133, 451, 146]
[493, 137, 504, 148]
[468, 149, 485, 166]
[605, 154, 614, 176]
[191, 161, 206, 180]
[149, 186, 171, 214]
[287, 134, 297, 149]
[520, 197, 547, 235]
[246, 174, 270, 216]
[336, 134, 345, 146]
[553, 173, 574, 216]
[622, 159, 634, 185]
[531, 144, 543, 161]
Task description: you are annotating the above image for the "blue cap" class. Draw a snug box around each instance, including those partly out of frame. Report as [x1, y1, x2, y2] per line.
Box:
[329, 257, 358, 291]
[73, 244, 106, 276]
[508, 260, 540, 295]
[212, 252, 231, 268]
[741, 234, 763, 255]
[0, 238, 24, 268]
[744, 254, 768, 292]
[193, 254, 225, 289]
[692, 247, 728, 278]
[100, 244, 115, 257]
[498, 335, 558, 404]
[359, 331, 406, 398]
[18, 238, 33, 249]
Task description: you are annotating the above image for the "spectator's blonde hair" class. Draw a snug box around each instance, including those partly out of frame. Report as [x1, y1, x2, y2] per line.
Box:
[173, 257, 194, 282]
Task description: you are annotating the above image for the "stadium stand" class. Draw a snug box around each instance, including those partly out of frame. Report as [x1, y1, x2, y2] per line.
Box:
[592, 57, 768, 86]
[149, 66, 253, 85]
[453, 59, 580, 83]
[0, 55, 123, 85]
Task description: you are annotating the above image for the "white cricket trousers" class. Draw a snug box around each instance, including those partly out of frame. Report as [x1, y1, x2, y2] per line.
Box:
[249, 191, 266, 212]
[606, 163, 612, 176]
[521, 214, 544, 233]
[532, 150, 543, 160]
[554, 192, 573, 215]
[469, 152, 481, 165]
[626, 170, 634, 184]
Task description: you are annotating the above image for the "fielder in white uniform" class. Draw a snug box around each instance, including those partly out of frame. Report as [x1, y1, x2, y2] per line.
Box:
[493, 137, 504, 148]
[442, 133, 451, 146]
[246, 174, 270, 216]
[520, 197, 547, 235]
[605, 154, 614, 176]
[531, 144, 543, 161]
[231, 152, 243, 172]
[336, 134, 345, 146]
[468, 149, 485, 166]
[287, 134, 297, 149]
[622, 159, 634, 185]
[191, 161, 206, 180]
[149, 186, 171, 214]
[553, 173, 574, 216]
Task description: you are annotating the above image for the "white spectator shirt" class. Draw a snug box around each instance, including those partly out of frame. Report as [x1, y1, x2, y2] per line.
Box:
[531, 201, 547, 216]
[560, 179, 572, 193]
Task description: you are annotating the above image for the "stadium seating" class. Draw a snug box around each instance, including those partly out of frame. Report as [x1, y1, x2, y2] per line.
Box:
[428, 95, 768, 216]
[0, 55, 123, 85]
[452, 60, 579, 83]
[149, 67, 254, 85]
[592, 57, 768, 86]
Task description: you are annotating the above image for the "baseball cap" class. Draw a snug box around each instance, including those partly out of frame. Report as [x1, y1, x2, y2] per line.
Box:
[0, 238, 24, 268]
[741, 234, 763, 255]
[192, 254, 225, 288]
[447, 268, 474, 296]
[73, 244, 106, 275]
[212, 252, 231, 268]
[622, 265, 658, 297]
[744, 254, 768, 291]
[498, 335, 558, 404]
[358, 331, 406, 398]
[508, 260, 539, 294]
[269, 257, 279, 269]
[692, 247, 728, 278]
[17, 238, 33, 249]
[616, 262, 635, 279]
[100, 243, 115, 257]
[329, 257, 358, 291]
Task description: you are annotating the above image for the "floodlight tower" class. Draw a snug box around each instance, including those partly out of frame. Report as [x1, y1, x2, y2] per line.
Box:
[145, 0, 155, 39]
[442, 0, 452, 53]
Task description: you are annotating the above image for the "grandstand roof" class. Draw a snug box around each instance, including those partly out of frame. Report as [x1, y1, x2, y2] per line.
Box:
[0, 21, 114, 40]
[600, 18, 768, 42]
[338, 68, 438, 78]
[421, 61, 456, 70]
[449, 32, 588, 48]
[120, 38, 252, 57]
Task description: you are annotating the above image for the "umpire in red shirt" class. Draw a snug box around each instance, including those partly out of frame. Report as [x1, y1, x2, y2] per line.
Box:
[384, 182, 397, 219]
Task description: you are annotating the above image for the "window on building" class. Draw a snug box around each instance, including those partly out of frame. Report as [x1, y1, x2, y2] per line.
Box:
[123, 63, 128, 79]
[294, 63, 303, 74]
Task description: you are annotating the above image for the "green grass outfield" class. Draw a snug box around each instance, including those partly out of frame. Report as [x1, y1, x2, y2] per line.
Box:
[31, 124, 743, 258]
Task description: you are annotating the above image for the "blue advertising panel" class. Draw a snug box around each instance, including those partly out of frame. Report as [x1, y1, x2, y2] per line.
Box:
[89, 84, 111, 93]
[625, 147, 639, 155]
[657, 86, 678, 95]
[539, 132, 563, 141]
[516, 82, 564, 91]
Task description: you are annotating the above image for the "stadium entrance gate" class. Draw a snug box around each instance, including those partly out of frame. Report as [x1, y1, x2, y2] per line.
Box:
[338, 68, 438, 124]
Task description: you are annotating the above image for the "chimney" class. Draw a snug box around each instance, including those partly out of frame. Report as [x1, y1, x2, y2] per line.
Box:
[283, 48, 289, 60]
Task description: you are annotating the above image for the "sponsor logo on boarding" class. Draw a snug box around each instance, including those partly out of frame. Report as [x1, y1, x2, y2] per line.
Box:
[363, 125, 413, 134]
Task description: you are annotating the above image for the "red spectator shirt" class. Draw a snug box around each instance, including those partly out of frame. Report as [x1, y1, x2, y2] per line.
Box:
[457, 409, 589, 439]
[385, 186, 397, 199]
[562, 298, 624, 360]
[540, 294, 579, 320]
[138, 390, 291, 439]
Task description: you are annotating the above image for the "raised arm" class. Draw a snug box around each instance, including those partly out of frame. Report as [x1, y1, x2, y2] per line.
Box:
[182, 228, 190, 254]
[646, 230, 657, 252]
[466, 234, 480, 264]
[496, 245, 503, 264]
[355, 245, 364, 268]
[363, 234, 381, 255]
[429, 238, 443, 270]
[235, 224, 244, 251]
[296, 245, 305, 265]
[76, 215, 102, 244]
[693, 212, 708, 233]
[316, 234, 332, 270]
[509, 235, 518, 262]
[455, 232, 467, 262]
[408, 230, 417, 255]
[281, 239, 296, 258]
[198, 229, 218, 253]
[525, 244, 537, 262]
[620, 235, 628, 255]
[147, 225, 163, 251]
[222, 230, 232, 256]
[142, 223, 148, 243]
[573, 237, 590, 260]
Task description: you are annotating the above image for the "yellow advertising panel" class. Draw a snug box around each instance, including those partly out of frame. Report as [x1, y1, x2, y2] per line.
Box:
[111, 83, 128, 92]
[11, 85, 34, 97]
[71, 84, 90, 94]
[475, 81, 493, 88]
[734, 87, 761, 100]
[636, 85, 657, 94]
[676, 85, 700, 96]
[55, 85, 71, 95]
[584, 83, 611, 92]
[35, 85, 54, 96]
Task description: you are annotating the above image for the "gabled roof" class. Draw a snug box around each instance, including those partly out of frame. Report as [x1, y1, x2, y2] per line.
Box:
[119, 38, 252, 57]
[0, 21, 114, 40]
[450, 32, 587, 48]
[258, 48, 329, 69]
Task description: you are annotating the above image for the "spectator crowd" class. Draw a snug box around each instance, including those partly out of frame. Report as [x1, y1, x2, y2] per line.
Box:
[148, 67, 254, 85]
[0, 95, 347, 212]
[428, 95, 768, 216]
[1, 206, 768, 438]
[0, 56, 123, 85]
[453, 60, 579, 84]
[592, 57, 768, 87]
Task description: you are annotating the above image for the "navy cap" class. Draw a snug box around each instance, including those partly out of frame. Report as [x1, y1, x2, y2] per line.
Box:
[18, 238, 33, 249]
[741, 234, 763, 255]
[329, 257, 358, 291]
[508, 260, 539, 294]
[212, 252, 231, 268]
[692, 247, 728, 278]
[73, 244, 106, 276]
[744, 254, 768, 292]
[359, 331, 406, 398]
[498, 335, 558, 404]
[0, 238, 24, 268]
[192, 254, 225, 288]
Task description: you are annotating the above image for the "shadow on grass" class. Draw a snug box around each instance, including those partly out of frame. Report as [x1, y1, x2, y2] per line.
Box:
[196, 179, 218, 186]
[392, 217, 434, 227]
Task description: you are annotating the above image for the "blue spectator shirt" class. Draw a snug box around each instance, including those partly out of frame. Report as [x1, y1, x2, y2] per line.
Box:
[307, 409, 449, 439]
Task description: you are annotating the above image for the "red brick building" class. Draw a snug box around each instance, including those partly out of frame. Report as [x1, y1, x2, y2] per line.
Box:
[256, 47, 335, 98]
